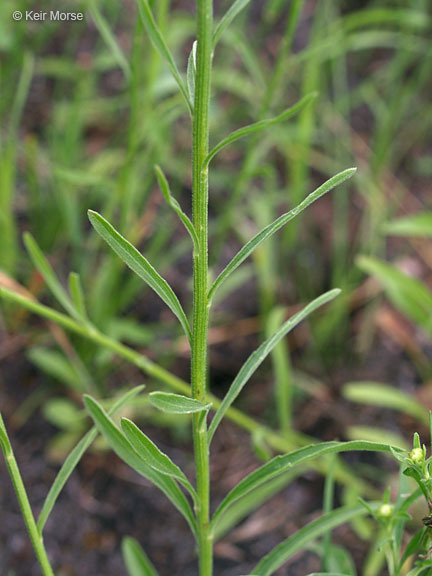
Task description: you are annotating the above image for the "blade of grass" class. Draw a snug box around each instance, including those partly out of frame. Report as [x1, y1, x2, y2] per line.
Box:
[88, 210, 192, 343]
[24, 232, 79, 321]
[68, 272, 88, 323]
[208, 168, 357, 303]
[343, 382, 428, 425]
[208, 289, 341, 442]
[122, 537, 159, 576]
[89, 0, 131, 80]
[357, 255, 432, 336]
[383, 213, 432, 238]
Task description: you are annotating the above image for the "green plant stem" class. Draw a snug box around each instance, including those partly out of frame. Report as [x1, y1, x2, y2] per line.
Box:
[212, 0, 305, 261]
[191, 0, 213, 573]
[0, 414, 54, 576]
[0, 286, 377, 497]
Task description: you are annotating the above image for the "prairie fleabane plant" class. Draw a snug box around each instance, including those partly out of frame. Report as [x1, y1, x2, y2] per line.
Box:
[1, 1, 424, 575]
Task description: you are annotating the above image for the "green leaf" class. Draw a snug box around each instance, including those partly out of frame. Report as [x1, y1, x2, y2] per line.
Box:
[186, 41, 197, 107]
[400, 528, 426, 566]
[208, 168, 357, 302]
[37, 386, 145, 533]
[154, 166, 199, 253]
[120, 417, 195, 498]
[252, 504, 379, 576]
[88, 210, 192, 343]
[208, 289, 341, 442]
[68, 272, 88, 323]
[213, 0, 252, 49]
[28, 347, 83, 392]
[0, 286, 91, 335]
[84, 395, 196, 535]
[343, 382, 428, 424]
[42, 399, 84, 431]
[136, 0, 192, 114]
[23, 233, 78, 321]
[357, 256, 432, 336]
[345, 426, 408, 450]
[384, 213, 432, 238]
[213, 468, 303, 542]
[323, 544, 356, 575]
[0, 415, 11, 458]
[203, 93, 316, 169]
[122, 537, 158, 576]
[210, 441, 398, 532]
[150, 392, 211, 414]
[89, 0, 130, 80]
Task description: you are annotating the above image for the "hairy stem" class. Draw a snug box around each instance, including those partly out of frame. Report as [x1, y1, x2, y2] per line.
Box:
[191, 0, 213, 573]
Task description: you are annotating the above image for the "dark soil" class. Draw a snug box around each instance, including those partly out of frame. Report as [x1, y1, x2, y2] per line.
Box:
[0, 322, 425, 576]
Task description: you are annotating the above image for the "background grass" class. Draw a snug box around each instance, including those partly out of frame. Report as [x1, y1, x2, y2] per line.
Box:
[1, 0, 432, 573]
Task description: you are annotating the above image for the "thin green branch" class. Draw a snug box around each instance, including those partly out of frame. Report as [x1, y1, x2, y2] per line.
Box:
[0, 286, 375, 498]
[0, 414, 55, 576]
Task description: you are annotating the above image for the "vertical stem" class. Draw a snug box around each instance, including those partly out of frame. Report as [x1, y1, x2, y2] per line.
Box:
[191, 0, 213, 575]
[0, 415, 55, 576]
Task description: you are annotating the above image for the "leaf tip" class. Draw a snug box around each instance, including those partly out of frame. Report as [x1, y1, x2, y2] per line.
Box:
[120, 416, 134, 432]
[87, 209, 98, 221]
[83, 394, 96, 411]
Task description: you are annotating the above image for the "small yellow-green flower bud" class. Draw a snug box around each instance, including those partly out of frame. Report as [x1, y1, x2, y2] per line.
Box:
[410, 447, 424, 465]
[377, 503, 394, 519]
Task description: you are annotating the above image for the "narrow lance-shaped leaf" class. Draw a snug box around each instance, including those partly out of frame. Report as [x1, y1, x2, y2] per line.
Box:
[88, 210, 192, 343]
[68, 272, 88, 323]
[186, 41, 197, 108]
[213, 0, 252, 49]
[357, 255, 432, 336]
[208, 289, 341, 442]
[155, 166, 200, 254]
[150, 392, 211, 414]
[208, 168, 357, 302]
[213, 468, 303, 542]
[24, 233, 79, 321]
[122, 537, 159, 576]
[121, 417, 197, 501]
[203, 93, 316, 169]
[136, 0, 192, 114]
[37, 386, 144, 533]
[383, 212, 432, 238]
[0, 414, 11, 457]
[343, 382, 428, 424]
[307, 573, 360, 576]
[252, 504, 380, 576]
[89, 0, 130, 80]
[210, 440, 399, 532]
[84, 395, 197, 536]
